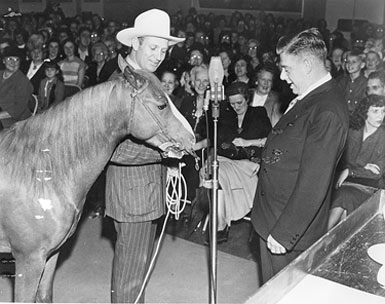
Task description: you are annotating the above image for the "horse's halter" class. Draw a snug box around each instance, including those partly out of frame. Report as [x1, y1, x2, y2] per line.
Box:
[130, 84, 191, 159]
[119, 57, 196, 160]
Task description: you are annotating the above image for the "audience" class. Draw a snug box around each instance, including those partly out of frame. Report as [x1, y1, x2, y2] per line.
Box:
[250, 63, 282, 126]
[179, 64, 210, 201]
[23, 47, 46, 95]
[59, 38, 85, 87]
[46, 37, 63, 63]
[328, 95, 385, 229]
[247, 38, 261, 69]
[366, 70, 385, 96]
[218, 48, 235, 88]
[0, 46, 32, 129]
[159, 68, 182, 109]
[364, 50, 382, 78]
[232, 55, 253, 86]
[85, 41, 114, 87]
[338, 49, 367, 115]
[37, 60, 65, 112]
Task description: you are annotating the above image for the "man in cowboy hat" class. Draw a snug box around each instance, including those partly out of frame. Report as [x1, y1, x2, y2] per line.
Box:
[105, 9, 184, 303]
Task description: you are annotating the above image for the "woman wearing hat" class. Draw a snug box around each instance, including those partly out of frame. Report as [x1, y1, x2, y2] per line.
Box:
[0, 46, 32, 129]
[105, 9, 186, 303]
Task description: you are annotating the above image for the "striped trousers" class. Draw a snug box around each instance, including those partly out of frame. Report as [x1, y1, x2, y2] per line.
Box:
[111, 220, 157, 303]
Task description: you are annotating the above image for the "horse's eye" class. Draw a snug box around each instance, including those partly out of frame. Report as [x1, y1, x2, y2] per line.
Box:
[158, 104, 167, 110]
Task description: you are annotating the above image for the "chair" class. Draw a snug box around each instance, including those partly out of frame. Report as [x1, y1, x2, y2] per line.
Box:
[64, 84, 82, 99]
[29, 94, 38, 116]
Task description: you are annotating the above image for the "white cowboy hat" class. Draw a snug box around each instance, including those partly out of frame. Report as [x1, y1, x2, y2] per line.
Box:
[116, 9, 184, 46]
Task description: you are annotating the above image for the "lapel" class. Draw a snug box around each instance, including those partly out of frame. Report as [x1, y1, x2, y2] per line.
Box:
[272, 79, 336, 134]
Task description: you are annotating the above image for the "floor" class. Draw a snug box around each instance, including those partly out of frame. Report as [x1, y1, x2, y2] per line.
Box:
[0, 204, 261, 303]
[164, 202, 260, 262]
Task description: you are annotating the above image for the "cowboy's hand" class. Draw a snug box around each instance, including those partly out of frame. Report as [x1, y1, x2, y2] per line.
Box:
[364, 163, 381, 175]
[232, 138, 248, 147]
[255, 137, 267, 147]
[336, 168, 349, 188]
[267, 234, 287, 254]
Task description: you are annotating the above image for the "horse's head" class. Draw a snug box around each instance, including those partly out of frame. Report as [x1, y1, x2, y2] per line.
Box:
[119, 56, 196, 159]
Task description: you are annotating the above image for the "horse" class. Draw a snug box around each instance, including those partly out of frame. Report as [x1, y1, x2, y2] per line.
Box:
[0, 56, 196, 302]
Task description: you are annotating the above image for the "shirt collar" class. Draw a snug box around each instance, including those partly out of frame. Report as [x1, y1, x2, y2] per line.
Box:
[297, 73, 332, 101]
[124, 55, 141, 70]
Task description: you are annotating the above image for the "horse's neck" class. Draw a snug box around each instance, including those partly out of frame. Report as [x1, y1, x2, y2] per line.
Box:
[45, 82, 131, 192]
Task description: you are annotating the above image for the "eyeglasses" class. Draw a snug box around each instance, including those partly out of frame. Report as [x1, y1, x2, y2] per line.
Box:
[190, 55, 202, 60]
[248, 46, 258, 51]
[5, 57, 20, 63]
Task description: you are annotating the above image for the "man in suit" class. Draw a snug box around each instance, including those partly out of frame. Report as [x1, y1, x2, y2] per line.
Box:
[251, 28, 349, 284]
[105, 9, 185, 303]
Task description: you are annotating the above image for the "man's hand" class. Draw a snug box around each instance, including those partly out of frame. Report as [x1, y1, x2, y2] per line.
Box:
[232, 137, 248, 147]
[364, 163, 381, 175]
[267, 234, 287, 254]
[336, 168, 349, 188]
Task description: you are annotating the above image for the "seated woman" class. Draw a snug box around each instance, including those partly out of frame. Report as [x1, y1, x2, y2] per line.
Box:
[250, 63, 282, 126]
[0, 46, 32, 129]
[213, 81, 271, 241]
[328, 95, 385, 230]
[159, 67, 182, 109]
[85, 41, 116, 87]
[179, 64, 210, 202]
[58, 38, 86, 88]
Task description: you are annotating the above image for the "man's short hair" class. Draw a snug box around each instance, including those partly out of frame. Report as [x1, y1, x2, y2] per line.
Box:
[368, 70, 385, 86]
[276, 28, 327, 62]
[348, 48, 365, 61]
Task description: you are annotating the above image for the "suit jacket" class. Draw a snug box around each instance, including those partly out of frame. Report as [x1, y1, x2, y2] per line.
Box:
[251, 79, 349, 251]
[105, 136, 166, 223]
[22, 60, 47, 95]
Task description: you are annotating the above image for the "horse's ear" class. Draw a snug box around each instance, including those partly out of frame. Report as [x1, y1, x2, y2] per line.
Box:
[118, 54, 147, 91]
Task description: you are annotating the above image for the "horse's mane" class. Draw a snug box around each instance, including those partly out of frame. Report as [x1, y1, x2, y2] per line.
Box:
[0, 78, 133, 191]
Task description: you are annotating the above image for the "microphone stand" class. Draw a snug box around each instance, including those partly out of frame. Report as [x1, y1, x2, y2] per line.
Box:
[208, 81, 223, 304]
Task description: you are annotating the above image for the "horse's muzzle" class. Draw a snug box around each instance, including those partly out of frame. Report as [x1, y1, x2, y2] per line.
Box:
[159, 142, 198, 160]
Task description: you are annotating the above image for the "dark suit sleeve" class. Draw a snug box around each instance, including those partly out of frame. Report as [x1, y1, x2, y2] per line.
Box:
[271, 110, 346, 250]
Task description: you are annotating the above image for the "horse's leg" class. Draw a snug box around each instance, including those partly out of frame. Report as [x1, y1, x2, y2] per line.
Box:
[36, 252, 59, 303]
[14, 252, 46, 302]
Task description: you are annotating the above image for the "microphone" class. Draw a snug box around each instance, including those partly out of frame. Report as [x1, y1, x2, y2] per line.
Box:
[208, 57, 225, 102]
[208, 56, 224, 89]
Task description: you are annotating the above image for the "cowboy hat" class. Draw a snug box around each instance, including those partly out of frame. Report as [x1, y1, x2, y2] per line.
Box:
[116, 9, 184, 46]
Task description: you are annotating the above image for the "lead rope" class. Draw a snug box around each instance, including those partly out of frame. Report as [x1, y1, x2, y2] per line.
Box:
[134, 162, 189, 304]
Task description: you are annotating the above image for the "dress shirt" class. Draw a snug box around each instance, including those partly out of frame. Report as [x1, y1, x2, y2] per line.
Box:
[284, 73, 332, 114]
